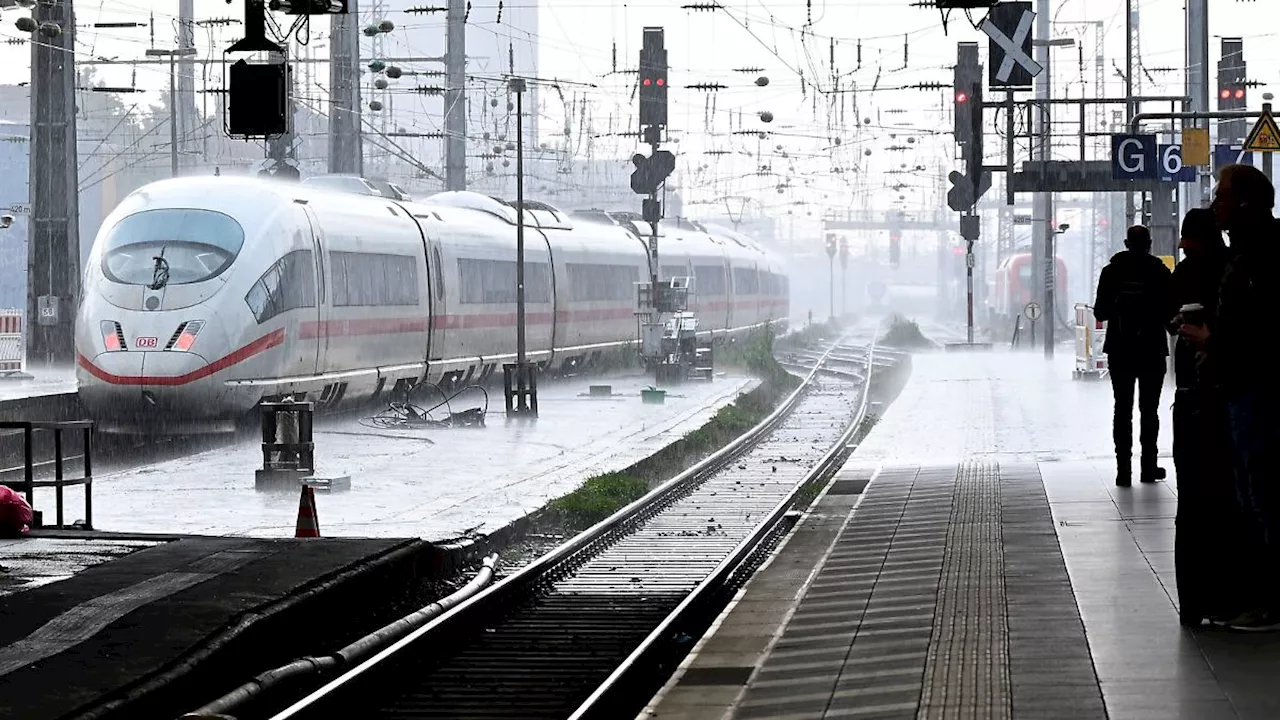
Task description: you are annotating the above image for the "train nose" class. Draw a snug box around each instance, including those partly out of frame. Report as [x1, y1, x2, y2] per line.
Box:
[77, 350, 234, 433]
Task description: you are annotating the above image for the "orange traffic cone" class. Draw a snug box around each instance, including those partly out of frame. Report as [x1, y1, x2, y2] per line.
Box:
[295, 485, 320, 538]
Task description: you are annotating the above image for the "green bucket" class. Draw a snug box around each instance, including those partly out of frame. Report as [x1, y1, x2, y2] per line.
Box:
[640, 387, 667, 404]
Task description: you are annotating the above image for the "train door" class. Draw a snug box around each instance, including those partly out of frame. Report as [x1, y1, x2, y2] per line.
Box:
[753, 262, 762, 323]
[299, 203, 327, 375]
[428, 241, 447, 364]
[724, 259, 735, 329]
[538, 231, 559, 362]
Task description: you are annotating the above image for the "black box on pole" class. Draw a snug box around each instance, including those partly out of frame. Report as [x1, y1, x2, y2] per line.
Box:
[229, 60, 289, 137]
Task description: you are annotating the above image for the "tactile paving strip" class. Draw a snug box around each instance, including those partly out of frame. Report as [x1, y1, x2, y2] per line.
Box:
[917, 461, 1010, 720]
[731, 463, 1106, 720]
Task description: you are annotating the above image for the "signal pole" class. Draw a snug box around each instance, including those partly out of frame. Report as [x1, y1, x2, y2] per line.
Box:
[27, 0, 80, 366]
[178, 0, 196, 170]
[631, 27, 688, 382]
[1186, 0, 1210, 204]
[825, 234, 836, 321]
[146, 47, 198, 177]
[329, 0, 362, 175]
[503, 77, 536, 417]
[839, 237, 848, 318]
[947, 42, 991, 349]
[444, 0, 467, 190]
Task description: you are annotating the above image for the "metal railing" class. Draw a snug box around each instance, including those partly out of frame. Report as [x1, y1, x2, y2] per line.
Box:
[0, 420, 94, 529]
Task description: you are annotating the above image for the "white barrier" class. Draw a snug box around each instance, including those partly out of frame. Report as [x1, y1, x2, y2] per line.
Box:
[1073, 303, 1107, 379]
[0, 308, 28, 378]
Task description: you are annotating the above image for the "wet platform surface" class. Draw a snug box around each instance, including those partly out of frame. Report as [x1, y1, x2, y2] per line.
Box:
[645, 347, 1280, 720]
[0, 536, 161, 597]
[25, 371, 758, 540]
[0, 534, 424, 720]
[0, 367, 77, 404]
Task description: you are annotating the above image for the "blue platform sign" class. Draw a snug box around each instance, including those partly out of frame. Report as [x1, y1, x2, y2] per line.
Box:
[1157, 145, 1196, 183]
[1214, 144, 1255, 170]
[1111, 134, 1157, 180]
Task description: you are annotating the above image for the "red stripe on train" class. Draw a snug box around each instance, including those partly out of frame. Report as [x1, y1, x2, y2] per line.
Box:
[76, 329, 285, 386]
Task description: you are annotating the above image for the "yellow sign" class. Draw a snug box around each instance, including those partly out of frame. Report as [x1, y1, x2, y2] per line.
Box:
[1181, 128, 1210, 165]
[1244, 110, 1280, 153]
[1158, 255, 1176, 272]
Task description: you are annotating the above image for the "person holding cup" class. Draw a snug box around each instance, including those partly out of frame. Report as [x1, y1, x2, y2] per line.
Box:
[1167, 207, 1237, 627]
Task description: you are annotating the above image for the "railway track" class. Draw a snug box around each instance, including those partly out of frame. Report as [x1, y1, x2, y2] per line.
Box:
[263, 337, 884, 720]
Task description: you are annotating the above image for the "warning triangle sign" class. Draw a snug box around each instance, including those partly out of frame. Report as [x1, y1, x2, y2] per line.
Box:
[1244, 110, 1280, 153]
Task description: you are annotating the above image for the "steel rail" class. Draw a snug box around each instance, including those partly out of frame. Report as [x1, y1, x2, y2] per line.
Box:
[269, 336, 854, 720]
[567, 339, 877, 718]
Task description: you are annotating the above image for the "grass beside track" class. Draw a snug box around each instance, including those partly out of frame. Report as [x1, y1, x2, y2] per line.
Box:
[539, 323, 834, 532]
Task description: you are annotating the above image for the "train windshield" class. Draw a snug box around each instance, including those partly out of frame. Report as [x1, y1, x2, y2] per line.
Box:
[101, 209, 245, 286]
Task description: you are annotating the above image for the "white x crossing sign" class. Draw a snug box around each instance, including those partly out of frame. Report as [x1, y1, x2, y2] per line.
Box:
[981, 2, 1043, 88]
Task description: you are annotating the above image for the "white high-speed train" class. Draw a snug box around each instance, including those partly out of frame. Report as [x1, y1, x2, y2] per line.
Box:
[74, 177, 790, 434]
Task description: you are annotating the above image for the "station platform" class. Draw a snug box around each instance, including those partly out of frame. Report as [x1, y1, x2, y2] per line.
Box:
[0, 534, 430, 720]
[0, 367, 77, 405]
[645, 347, 1280, 720]
[22, 371, 757, 540]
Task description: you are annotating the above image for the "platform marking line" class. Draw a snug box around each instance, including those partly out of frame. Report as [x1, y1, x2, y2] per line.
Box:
[0, 550, 261, 677]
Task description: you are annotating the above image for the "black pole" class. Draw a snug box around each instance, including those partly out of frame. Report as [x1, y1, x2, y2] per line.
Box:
[512, 78, 528, 412]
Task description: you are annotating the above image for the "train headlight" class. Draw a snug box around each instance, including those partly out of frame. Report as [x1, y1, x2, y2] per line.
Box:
[100, 320, 125, 351]
[169, 320, 205, 352]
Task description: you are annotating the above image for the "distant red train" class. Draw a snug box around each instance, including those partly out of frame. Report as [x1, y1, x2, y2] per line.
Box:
[991, 252, 1068, 326]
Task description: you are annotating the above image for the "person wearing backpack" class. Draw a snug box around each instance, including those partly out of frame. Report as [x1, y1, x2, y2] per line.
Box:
[1094, 225, 1173, 486]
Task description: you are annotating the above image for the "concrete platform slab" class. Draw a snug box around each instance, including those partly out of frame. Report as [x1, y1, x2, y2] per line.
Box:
[0, 534, 431, 720]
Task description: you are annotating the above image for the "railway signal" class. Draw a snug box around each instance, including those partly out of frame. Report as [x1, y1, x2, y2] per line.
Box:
[630, 150, 676, 196]
[1218, 38, 1248, 147]
[639, 27, 668, 127]
[948, 42, 990, 212]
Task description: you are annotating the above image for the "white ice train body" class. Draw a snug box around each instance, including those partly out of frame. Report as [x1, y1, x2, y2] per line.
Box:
[75, 177, 789, 434]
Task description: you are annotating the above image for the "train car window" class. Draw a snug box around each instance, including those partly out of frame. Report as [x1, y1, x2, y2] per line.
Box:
[565, 263, 638, 302]
[330, 252, 421, 307]
[101, 209, 245, 286]
[661, 265, 686, 282]
[244, 250, 316, 324]
[732, 267, 760, 295]
[457, 258, 552, 304]
[693, 265, 726, 296]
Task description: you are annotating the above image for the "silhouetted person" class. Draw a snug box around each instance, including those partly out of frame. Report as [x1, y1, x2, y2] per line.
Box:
[1181, 164, 1280, 630]
[1095, 225, 1172, 486]
[1167, 208, 1238, 627]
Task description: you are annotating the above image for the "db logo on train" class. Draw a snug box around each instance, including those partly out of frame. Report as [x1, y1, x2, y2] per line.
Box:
[135, 337, 159, 349]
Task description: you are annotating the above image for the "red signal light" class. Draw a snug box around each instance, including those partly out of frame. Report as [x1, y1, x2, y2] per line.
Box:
[1221, 89, 1231, 99]
[656, 78, 664, 86]
[643, 78, 652, 86]
[956, 91, 968, 103]
[1235, 88, 1245, 99]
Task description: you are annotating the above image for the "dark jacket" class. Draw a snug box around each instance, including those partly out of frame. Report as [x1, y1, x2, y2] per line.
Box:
[1207, 218, 1280, 394]
[1167, 250, 1228, 389]
[1094, 250, 1173, 360]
